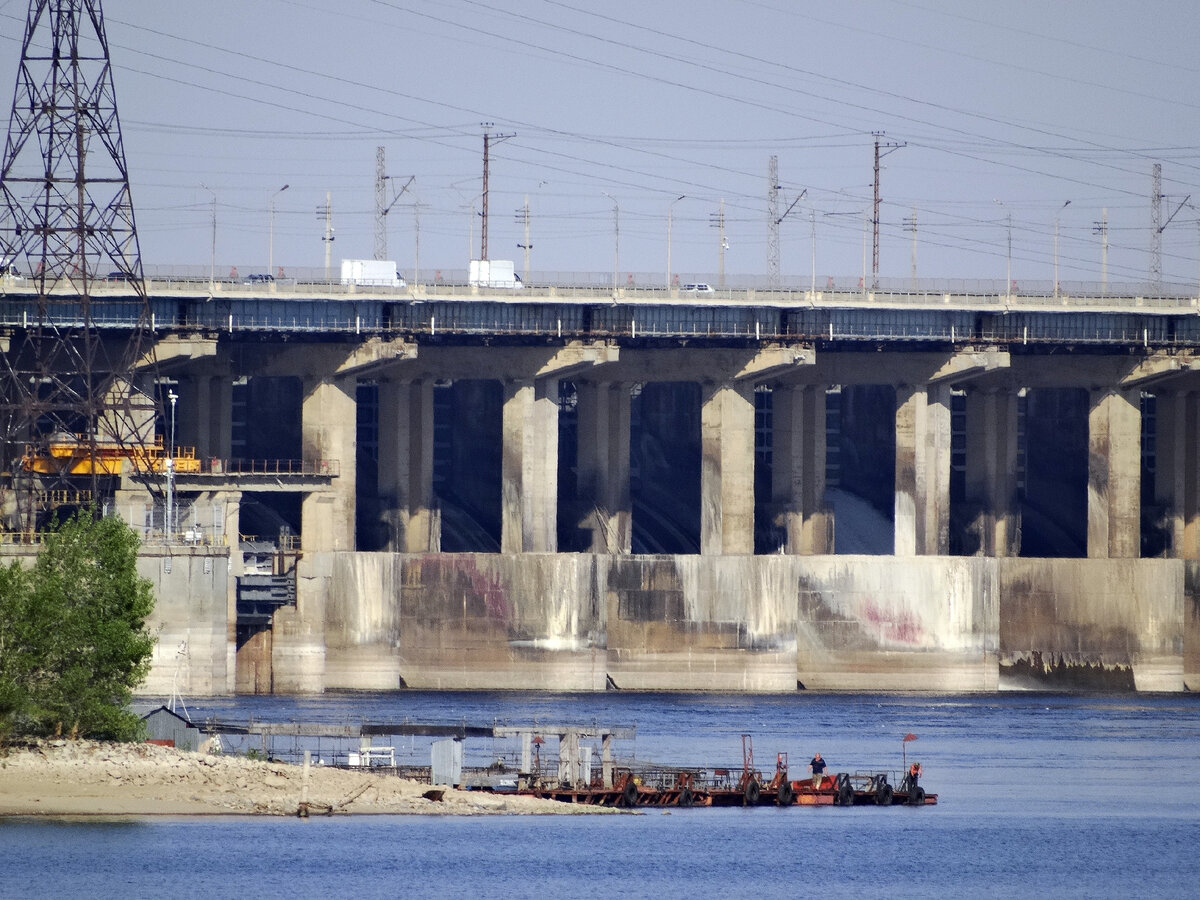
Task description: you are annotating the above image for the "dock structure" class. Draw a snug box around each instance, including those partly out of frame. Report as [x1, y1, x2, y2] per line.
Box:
[493, 724, 636, 790]
[177, 716, 937, 808]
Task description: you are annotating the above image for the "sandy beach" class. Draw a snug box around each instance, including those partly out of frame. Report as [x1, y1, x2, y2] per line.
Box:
[0, 740, 617, 817]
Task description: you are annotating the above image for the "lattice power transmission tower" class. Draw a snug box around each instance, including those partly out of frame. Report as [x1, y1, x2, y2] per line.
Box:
[0, 0, 159, 532]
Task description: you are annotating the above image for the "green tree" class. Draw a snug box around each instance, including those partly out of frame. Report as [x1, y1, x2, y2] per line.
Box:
[0, 509, 156, 741]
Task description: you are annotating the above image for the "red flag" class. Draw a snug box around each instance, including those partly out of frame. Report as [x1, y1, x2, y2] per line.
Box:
[902, 733, 918, 742]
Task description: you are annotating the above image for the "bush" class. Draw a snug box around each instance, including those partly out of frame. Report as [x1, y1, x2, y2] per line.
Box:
[0, 509, 156, 741]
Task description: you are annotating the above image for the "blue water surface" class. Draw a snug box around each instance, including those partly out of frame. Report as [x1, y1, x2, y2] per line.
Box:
[2, 692, 1199, 899]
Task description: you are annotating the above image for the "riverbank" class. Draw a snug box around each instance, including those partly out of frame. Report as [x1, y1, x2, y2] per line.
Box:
[0, 739, 616, 817]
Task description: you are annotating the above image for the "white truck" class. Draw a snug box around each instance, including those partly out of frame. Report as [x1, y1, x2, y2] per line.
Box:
[469, 259, 522, 289]
[340, 258, 405, 288]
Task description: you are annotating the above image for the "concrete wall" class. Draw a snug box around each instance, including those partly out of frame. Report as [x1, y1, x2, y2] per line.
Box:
[1186, 562, 1200, 690]
[138, 548, 234, 696]
[42, 544, 1173, 696]
[245, 551, 1189, 695]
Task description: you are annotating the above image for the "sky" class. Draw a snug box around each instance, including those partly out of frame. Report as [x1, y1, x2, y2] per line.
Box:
[1, 0, 1198, 289]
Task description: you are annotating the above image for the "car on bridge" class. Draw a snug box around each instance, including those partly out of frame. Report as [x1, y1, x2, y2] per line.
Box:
[682, 283, 714, 294]
[242, 273, 275, 285]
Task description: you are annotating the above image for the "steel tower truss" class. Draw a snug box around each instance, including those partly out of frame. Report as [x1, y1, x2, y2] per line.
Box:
[0, 0, 159, 532]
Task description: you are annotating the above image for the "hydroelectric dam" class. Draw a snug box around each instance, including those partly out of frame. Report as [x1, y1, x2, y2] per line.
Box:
[3, 275, 1198, 694]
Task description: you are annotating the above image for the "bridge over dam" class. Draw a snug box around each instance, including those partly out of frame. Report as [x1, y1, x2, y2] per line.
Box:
[4, 275, 1200, 694]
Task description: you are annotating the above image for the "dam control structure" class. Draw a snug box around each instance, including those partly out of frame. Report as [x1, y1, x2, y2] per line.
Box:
[2, 0, 1198, 696]
[1, 276, 1199, 694]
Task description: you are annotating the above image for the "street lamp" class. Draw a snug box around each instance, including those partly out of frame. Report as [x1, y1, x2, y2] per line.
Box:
[993, 199, 1012, 296]
[1054, 200, 1071, 299]
[268, 184, 289, 277]
[666, 194, 685, 290]
[603, 192, 619, 292]
[166, 389, 178, 541]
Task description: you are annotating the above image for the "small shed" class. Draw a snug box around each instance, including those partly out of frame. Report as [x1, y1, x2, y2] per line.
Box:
[141, 705, 203, 752]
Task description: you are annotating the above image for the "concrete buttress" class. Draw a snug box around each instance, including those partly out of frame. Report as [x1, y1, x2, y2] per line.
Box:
[378, 378, 438, 552]
[771, 383, 829, 554]
[502, 377, 559, 553]
[1088, 388, 1141, 558]
[575, 380, 632, 553]
[700, 381, 756, 555]
[895, 382, 951, 556]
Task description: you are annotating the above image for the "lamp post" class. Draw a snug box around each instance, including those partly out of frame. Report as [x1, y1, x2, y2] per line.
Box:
[603, 192, 619, 292]
[667, 194, 685, 290]
[993, 199, 1012, 296]
[268, 184, 289, 277]
[1054, 200, 1071, 299]
[166, 389, 178, 541]
[200, 183, 216, 288]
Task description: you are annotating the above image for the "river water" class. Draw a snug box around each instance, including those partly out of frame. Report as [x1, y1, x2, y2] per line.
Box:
[3, 691, 1200, 898]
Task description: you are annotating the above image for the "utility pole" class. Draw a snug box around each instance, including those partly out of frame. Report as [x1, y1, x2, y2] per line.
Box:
[773, 188, 805, 292]
[768, 156, 780, 288]
[1153, 190, 1192, 295]
[375, 146, 387, 261]
[201, 183, 216, 288]
[515, 196, 532, 283]
[375, 161, 413, 265]
[1151, 163, 1163, 288]
[316, 193, 334, 281]
[481, 123, 515, 261]
[1093, 209, 1108, 294]
[711, 199, 727, 288]
[410, 198, 427, 283]
[603, 192, 619, 291]
[903, 207, 917, 289]
[871, 132, 905, 288]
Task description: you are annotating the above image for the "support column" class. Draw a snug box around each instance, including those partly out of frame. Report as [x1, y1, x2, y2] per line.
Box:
[300, 374, 357, 552]
[575, 381, 631, 553]
[700, 381, 756, 555]
[964, 387, 1020, 556]
[771, 383, 828, 554]
[1087, 388, 1141, 558]
[378, 378, 437, 552]
[895, 382, 951, 556]
[501, 377, 559, 553]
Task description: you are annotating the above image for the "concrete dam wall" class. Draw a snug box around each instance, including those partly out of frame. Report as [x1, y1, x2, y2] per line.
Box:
[215, 552, 1191, 695]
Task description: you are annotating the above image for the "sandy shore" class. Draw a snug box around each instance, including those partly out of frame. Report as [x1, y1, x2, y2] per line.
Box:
[0, 740, 618, 817]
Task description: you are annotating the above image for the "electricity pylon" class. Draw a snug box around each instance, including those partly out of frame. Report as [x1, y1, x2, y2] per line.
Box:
[0, 0, 159, 533]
